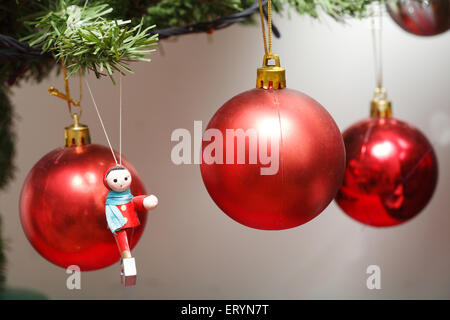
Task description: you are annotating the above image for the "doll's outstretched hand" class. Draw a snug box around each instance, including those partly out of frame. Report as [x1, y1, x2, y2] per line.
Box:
[143, 195, 158, 210]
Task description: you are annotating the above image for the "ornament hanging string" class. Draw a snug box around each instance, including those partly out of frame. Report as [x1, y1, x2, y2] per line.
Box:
[366, 1, 386, 229]
[258, 0, 273, 55]
[371, 1, 384, 97]
[119, 74, 123, 166]
[85, 79, 119, 165]
[258, 0, 285, 225]
[48, 58, 83, 120]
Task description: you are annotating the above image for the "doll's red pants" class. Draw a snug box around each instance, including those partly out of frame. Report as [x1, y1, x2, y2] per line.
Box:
[114, 229, 134, 254]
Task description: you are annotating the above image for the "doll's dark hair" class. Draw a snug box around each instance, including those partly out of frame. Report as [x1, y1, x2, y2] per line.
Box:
[105, 166, 126, 178]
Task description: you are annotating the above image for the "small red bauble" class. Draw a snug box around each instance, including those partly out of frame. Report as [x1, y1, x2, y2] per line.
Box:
[386, 0, 450, 36]
[335, 117, 438, 227]
[19, 144, 148, 271]
[200, 88, 346, 230]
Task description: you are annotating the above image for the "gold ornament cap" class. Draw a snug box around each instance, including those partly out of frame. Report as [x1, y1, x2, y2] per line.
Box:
[256, 53, 286, 90]
[64, 114, 91, 147]
[370, 88, 392, 118]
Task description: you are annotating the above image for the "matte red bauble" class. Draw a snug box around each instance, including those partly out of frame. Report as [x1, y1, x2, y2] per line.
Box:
[335, 117, 438, 227]
[200, 84, 346, 230]
[386, 0, 450, 36]
[19, 143, 148, 271]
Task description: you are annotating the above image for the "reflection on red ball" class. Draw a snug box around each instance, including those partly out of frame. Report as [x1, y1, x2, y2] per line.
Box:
[335, 117, 438, 227]
[19, 144, 148, 271]
[386, 0, 450, 36]
[200, 88, 346, 230]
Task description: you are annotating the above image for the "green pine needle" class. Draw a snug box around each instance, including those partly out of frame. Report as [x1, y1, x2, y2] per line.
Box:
[21, 0, 159, 82]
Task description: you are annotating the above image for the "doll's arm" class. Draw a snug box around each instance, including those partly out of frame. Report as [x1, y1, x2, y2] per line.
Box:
[133, 195, 158, 211]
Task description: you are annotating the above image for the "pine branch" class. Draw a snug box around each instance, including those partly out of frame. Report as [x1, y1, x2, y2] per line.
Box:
[0, 86, 12, 293]
[21, 0, 159, 82]
[0, 86, 15, 189]
[0, 215, 5, 292]
[277, 0, 376, 20]
[113, 0, 378, 29]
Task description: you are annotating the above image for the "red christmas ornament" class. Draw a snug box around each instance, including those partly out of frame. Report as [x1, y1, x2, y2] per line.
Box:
[200, 54, 346, 230]
[335, 95, 438, 227]
[19, 122, 148, 271]
[386, 0, 450, 36]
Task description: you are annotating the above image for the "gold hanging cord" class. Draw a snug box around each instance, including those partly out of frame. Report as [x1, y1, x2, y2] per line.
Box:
[48, 58, 83, 119]
[370, 1, 392, 118]
[258, 0, 272, 56]
[256, 0, 285, 90]
[48, 58, 90, 147]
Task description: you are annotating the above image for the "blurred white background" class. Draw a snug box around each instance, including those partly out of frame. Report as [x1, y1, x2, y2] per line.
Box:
[1, 11, 449, 299]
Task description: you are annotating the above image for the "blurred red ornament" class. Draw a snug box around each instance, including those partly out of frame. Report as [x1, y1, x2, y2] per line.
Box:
[200, 88, 346, 230]
[19, 144, 148, 271]
[386, 0, 450, 36]
[335, 117, 438, 227]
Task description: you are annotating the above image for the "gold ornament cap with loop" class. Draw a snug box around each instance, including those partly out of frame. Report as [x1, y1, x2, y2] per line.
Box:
[65, 114, 91, 147]
[256, 53, 286, 90]
[370, 87, 392, 118]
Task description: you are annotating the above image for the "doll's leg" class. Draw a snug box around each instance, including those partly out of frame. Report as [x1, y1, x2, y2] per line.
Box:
[115, 229, 137, 286]
[126, 228, 135, 245]
[114, 229, 132, 258]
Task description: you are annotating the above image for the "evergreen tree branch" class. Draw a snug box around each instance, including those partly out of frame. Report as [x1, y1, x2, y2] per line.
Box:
[0, 215, 5, 292]
[21, 0, 159, 82]
[0, 86, 15, 189]
[0, 85, 14, 293]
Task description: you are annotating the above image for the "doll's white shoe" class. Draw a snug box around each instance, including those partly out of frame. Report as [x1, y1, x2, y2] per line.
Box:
[120, 257, 137, 287]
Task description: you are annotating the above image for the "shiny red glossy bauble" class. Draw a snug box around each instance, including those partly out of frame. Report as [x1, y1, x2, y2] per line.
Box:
[200, 88, 346, 230]
[335, 117, 438, 227]
[19, 144, 148, 271]
[386, 0, 450, 36]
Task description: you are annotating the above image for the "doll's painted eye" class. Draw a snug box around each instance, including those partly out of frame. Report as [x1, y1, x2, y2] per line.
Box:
[124, 177, 128, 181]
[113, 179, 118, 183]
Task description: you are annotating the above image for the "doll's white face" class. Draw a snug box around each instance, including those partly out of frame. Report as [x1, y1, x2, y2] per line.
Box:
[106, 168, 132, 192]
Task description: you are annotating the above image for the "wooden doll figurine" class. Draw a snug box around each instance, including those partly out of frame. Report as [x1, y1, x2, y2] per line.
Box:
[103, 165, 158, 286]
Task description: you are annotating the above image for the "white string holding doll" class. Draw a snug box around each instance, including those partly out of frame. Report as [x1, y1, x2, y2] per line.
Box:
[86, 76, 159, 287]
